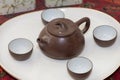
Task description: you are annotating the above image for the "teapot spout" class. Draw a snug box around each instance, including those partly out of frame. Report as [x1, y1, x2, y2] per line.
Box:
[37, 35, 50, 46]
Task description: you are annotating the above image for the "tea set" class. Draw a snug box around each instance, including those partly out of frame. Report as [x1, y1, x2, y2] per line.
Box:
[8, 8, 117, 79]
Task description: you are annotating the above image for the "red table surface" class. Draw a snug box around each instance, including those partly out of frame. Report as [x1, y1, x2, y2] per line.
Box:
[0, 0, 120, 80]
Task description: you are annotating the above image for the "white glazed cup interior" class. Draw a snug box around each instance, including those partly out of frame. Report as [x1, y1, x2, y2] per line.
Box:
[8, 38, 33, 54]
[41, 9, 65, 22]
[93, 25, 117, 41]
[67, 57, 93, 74]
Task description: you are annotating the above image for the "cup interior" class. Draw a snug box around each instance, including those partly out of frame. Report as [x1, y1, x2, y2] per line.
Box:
[93, 25, 117, 41]
[8, 38, 33, 54]
[41, 9, 65, 22]
[67, 57, 93, 74]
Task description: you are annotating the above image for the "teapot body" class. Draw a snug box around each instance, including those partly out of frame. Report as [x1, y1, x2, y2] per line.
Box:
[37, 18, 90, 59]
[37, 27, 85, 59]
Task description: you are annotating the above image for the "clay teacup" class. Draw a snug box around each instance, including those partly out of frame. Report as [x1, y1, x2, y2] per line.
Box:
[93, 25, 117, 47]
[67, 57, 93, 80]
[41, 8, 65, 24]
[8, 38, 33, 61]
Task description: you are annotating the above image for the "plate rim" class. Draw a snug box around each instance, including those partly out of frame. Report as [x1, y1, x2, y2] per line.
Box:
[0, 7, 120, 80]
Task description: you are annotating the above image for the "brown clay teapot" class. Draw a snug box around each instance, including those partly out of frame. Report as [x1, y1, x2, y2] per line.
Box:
[37, 17, 90, 59]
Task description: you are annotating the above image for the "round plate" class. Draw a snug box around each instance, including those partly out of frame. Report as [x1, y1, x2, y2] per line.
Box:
[0, 8, 120, 80]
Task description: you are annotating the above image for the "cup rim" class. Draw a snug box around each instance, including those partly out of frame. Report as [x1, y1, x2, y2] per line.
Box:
[8, 38, 33, 55]
[93, 25, 117, 41]
[67, 57, 93, 74]
[41, 8, 65, 22]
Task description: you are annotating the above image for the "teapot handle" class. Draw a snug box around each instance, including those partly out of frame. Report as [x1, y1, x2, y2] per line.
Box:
[75, 17, 90, 34]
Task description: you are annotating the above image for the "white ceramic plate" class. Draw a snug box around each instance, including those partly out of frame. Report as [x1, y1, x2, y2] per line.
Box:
[0, 8, 120, 80]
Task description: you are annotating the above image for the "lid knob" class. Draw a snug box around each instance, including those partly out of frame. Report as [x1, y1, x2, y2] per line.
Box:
[47, 18, 77, 37]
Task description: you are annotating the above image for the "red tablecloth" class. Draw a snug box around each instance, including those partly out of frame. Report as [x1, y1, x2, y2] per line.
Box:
[0, 0, 120, 80]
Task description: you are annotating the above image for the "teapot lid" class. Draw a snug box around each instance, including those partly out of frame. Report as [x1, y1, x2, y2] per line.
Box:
[47, 18, 77, 37]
